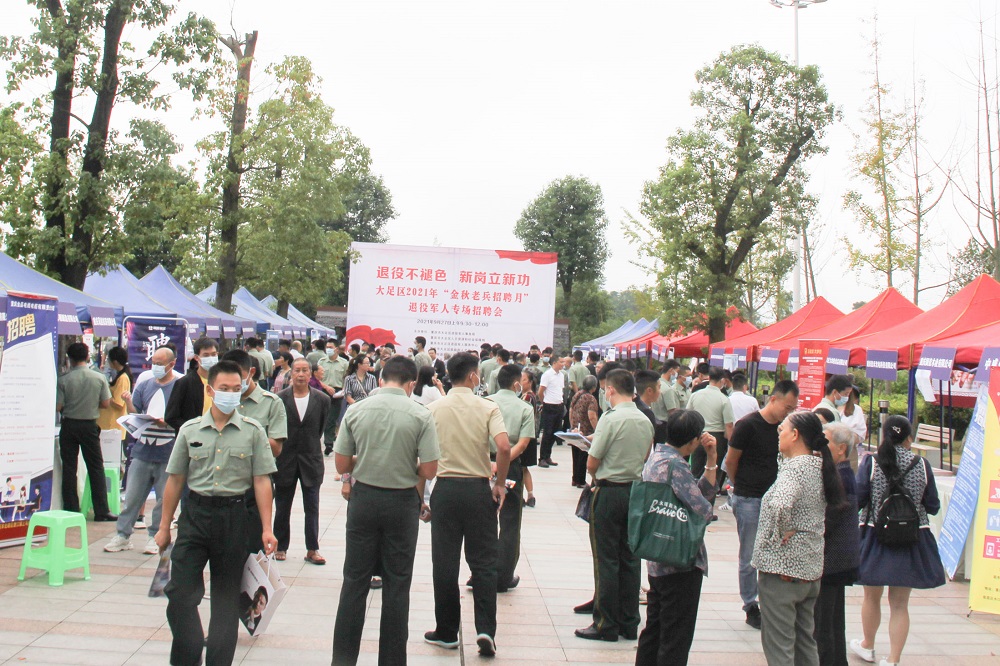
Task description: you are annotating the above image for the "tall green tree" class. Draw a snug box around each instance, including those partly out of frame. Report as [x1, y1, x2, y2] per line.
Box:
[514, 176, 609, 314]
[0, 0, 216, 288]
[630, 45, 837, 342]
[843, 31, 914, 289]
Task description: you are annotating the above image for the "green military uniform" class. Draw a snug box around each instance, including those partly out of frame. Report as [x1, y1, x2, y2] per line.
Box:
[250, 349, 274, 384]
[306, 349, 325, 366]
[321, 353, 349, 450]
[651, 378, 680, 420]
[686, 383, 734, 480]
[479, 357, 498, 393]
[331, 387, 440, 663]
[57, 365, 113, 514]
[237, 384, 287, 553]
[567, 361, 590, 393]
[673, 382, 691, 410]
[486, 365, 507, 396]
[488, 389, 536, 588]
[164, 410, 277, 666]
[587, 400, 653, 639]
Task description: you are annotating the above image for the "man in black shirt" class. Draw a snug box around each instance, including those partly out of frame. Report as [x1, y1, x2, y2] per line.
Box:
[723, 379, 799, 630]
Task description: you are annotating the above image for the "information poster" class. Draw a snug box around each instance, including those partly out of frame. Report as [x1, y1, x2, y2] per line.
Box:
[939, 384, 988, 578]
[124, 320, 188, 374]
[0, 293, 58, 547]
[346, 243, 558, 354]
[969, 368, 1000, 613]
[797, 339, 829, 410]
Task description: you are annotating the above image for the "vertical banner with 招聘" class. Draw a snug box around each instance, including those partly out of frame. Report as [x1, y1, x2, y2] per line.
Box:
[0, 293, 59, 546]
[939, 384, 989, 579]
[797, 340, 829, 410]
[969, 368, 1000, 613]
[125, 320, 188, 374]
[346, 242, 558, 354]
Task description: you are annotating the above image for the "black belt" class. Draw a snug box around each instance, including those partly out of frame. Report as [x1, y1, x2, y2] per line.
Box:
[355, 481, 419, 493]
[595, 480, 633, 488]
[61, 417, 97, 423]
[188, 491, 245, 506]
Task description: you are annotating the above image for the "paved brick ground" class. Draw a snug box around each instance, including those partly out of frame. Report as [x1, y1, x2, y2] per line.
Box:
[0, 443, 997, 664]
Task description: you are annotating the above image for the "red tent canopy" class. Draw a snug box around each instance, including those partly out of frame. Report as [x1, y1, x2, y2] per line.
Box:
[615, 329, 661, 355]
[711, 297, 844, 360]
[927, 320, 1000, 366]
[840, 274, 1000, 368]
[666, 318, 758, 358]
[758, 288, 922, 364]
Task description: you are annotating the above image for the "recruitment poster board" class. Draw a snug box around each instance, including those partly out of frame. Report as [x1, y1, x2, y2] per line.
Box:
[939, 384, 988, 579]
[797, 339, 829, 410]
[346, 243, 558, 354]
[124, 319, 188, 374]
[0, 293, 58, 547]
[969, 368, 1000, 613]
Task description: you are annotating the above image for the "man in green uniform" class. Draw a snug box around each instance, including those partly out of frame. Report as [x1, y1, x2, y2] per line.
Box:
[576, 369, 653, 643]
[318, 343, 349, 453]
[56, 342, 115, 519]
[222, 350, 286, 554]
[567, 350, 590, 393]
[651, 360, 681, 420]
[487, 364, 535, 591]
[478, 347, 499, 395]
[331, 355, 440, 666]
[156, 360, 277, 666]
[485, 349, 510, 395]
[674, 365, 693, 409]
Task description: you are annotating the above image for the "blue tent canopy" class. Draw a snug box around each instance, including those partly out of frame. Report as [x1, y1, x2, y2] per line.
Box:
[0, 251, 123, 336]
[575, 320, 636, 351]
[85, 266, 178, 319]
[576, 319, 660, 355]
[196, 283, 300, 338]
[139, 266, 253, 339]
[260, 295, 334, 338]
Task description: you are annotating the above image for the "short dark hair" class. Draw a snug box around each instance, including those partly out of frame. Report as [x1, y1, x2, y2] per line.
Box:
[772, 379, 800, 397]
[66, 342, 90, 363]
[193, 337, 218, 355]
[635, 370, 660, 396]
[814, 407, 837, 424]
[314, 339, 327, 351]
[382, 356, 418, 384]
[496, 349, 510, 363]
[732, 373, 749, 390]
[245, 337, 259, 348]
[605, 369, 634, 396]
[708, 366, 725, 382]
[696, 362, 711, 375]
[573, 350, 583, 361]
[447, 352, 479, 383]
[528, 352, 539, 364]
[497, 364, 522, 390]
[825, 374, 853, 396]
[278, 339, 292, 348]
[587, 351, 600, 363]
[350, 343, 361, 355]
[277, 351, 294, 366]
[665, 409, 706, 448]
[415, 336, 427, 348]
[382, 342, 395, 352]
[222, 349, 253, 372]
[661, 359, 680, 374]
[208, 360, 243, 385]
[597, 361, 623, 381]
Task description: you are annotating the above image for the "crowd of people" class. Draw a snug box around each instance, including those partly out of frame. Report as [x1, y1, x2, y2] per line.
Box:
[51, 336, 949, 666]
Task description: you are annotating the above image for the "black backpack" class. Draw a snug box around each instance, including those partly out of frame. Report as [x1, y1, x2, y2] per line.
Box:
[870, 457, 923, 547]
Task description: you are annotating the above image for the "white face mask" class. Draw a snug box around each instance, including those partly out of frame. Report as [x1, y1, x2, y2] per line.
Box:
[152, 364, 168, 380]
[212, 389, 241, 414]
[199, 355, 218, 370]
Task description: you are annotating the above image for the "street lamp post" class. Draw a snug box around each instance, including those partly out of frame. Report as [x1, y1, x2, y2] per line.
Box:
[768, 0, 826, 311]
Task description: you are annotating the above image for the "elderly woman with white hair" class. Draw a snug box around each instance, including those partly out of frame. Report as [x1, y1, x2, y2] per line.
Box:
[814, 423, 861, 666]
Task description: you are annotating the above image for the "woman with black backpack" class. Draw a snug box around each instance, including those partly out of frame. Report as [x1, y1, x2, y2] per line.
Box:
[850, 415, 946, 666]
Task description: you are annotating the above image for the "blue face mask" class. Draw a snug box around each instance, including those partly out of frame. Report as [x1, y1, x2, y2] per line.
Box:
[152, 364, 168, 380]
[240, 378, 249, 393]
[684, 376, 693, 388]
[835, 395, 848, 406]
[213, 390, 242, 414]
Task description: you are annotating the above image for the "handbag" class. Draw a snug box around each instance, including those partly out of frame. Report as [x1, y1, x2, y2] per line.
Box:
[575, 484, 594, 523]
[627, 460, 708, 567]
[239, 552, 288, 636]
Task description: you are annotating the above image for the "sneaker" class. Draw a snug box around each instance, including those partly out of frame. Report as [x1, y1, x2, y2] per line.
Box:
[745, 603, 762, 630]
[850, 639, 875, 663]
[143, 537, 159, 555]
[878, 660, 897, 666]
[104, 534, 133, 552]
[476, 633, 496, 656]
[423, 631, 459, 649]
[134, 519, 147, 530]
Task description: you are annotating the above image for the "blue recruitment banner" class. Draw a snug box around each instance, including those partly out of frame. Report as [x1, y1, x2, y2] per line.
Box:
[865, 349, 899, 381]
[918, 346, 957, 381]
[938, 384, 989, 579]
[709, 348, 725, 367]
[825, 348, 850, 375]
[734, 348, 748, 369]
[0, 293, 59, 547]
[758, 348, 780, 372]
[975, 347, 1000, 384]
[124, 320, 188, 374]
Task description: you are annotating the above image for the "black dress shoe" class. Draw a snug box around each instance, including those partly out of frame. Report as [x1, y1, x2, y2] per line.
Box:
[93, 514, 118, 522]
[619, 627, 638, 640]
[498, 575, 519, 592]
[573, 599, 594, 614]
[574, 624, 618, 642]
[538, 460, 550, 468]
[545, 458, 558, 466]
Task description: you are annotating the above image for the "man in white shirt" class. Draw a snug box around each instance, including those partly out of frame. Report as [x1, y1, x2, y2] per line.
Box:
[537, 356, 566, 468]
[729, 373, 760, 424]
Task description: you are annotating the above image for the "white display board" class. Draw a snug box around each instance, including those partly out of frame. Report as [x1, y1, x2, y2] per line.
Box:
[346, 243, 558, 354]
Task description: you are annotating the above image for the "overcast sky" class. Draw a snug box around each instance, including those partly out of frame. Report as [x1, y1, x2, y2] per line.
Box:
[5, 0, 998, 317]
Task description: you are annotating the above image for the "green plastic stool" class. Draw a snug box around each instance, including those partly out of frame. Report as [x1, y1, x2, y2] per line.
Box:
[80, 466, 121, 518]
[18, 510, 91, 586]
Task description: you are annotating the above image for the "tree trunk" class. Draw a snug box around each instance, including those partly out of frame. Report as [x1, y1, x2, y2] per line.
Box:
[707, 312, 727, 345]
[63, 1, 128, 288]
[214, 31, 258, 315]
[276, 299, 290, 318]
[39, 0, 80, 281]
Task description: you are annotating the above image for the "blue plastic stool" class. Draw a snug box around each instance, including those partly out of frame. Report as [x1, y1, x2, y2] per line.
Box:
[80, 466, 121, 517]
[18, 510, 91, 586]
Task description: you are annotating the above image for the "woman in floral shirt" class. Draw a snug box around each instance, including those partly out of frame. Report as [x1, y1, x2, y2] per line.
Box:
[635, 409, 718, 666]
[753, 410, 846, 666]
